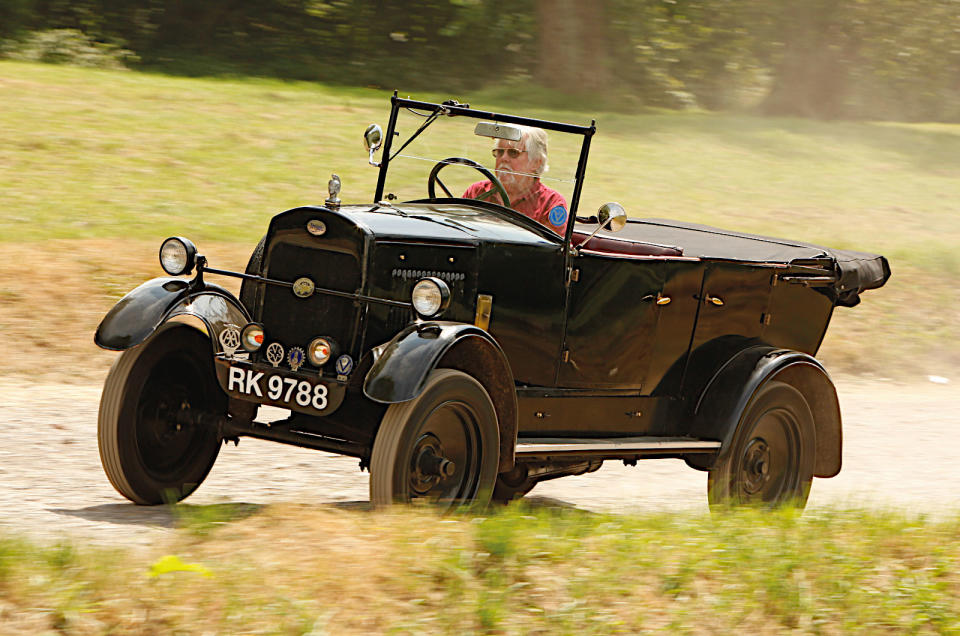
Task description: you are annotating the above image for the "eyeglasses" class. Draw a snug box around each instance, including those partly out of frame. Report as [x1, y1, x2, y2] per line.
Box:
[492, 148, 526, 159]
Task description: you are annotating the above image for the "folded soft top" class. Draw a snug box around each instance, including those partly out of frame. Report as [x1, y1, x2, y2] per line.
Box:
[615, 218, 891, 308]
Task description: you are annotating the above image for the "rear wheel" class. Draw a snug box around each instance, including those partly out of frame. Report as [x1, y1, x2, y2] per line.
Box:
[707, 381, 815, 509]
[370, 369, 499, 510]
[492, 475, 537, 504]
[98, 324, 225, 505]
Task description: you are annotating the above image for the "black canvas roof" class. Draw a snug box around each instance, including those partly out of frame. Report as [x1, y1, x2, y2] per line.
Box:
[614, 218, 891, 307]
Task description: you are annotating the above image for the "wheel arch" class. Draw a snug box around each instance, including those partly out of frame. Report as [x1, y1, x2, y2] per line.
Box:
[95, 277, 250, 354]
[688, 347, 841, 478]
[363, 322, 518, 472]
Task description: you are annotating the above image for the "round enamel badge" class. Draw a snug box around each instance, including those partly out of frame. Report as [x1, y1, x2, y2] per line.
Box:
[548, 205, 568, 228]
[292, 277, 315, 298]
[307, 219, 327, 236]
[335, 354, 354, 376]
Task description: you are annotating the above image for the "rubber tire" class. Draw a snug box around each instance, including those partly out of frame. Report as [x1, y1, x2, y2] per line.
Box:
[707, 381, 815, 510]
[239, 235, 266, 313]
[370, 369, 499, 510]
[98, 324, 225, 505]
[492, 475, 537, 504]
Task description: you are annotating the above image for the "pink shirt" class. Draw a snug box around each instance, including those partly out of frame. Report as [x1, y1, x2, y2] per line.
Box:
[463, 179, 569, 235]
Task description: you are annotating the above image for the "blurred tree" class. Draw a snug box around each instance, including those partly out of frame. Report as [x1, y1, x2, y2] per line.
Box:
[0, 0, 955, 120]
[759, 0, 860, 118]
[536, 0, 611, 93]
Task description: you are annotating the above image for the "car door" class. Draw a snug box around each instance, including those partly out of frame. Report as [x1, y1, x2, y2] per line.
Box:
[678, 261, 777, 399]
[557, 251, 703, 392]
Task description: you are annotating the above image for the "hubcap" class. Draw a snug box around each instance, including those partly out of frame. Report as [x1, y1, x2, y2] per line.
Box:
[741, 438, 770, 494]
[405, 400, 481, 505]
[410, 434, 457, 494]
[735, 407, 800, 503]
[135, 351, 215, 482]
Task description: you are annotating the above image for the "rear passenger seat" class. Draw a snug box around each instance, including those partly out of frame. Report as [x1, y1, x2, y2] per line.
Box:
[571, 231, 683, 258]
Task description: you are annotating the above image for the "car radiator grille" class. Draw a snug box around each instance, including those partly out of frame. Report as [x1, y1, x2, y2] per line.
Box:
[256, 244, 362, 370]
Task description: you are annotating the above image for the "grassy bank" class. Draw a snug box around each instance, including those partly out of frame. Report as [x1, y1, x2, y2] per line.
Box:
[1, 504, 958, 633]
[1, 61, 958, 378]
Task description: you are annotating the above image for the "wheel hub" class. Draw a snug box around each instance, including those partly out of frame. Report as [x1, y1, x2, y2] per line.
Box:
[741, 438, 770, 495]
[410, 434, 456, 495]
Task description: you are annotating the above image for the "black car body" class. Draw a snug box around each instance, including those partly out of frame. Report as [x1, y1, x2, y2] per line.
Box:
[94, 95, 890, 509]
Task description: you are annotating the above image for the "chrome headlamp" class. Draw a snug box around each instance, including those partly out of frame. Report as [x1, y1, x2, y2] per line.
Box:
[411, 277, 451, 319]
[159, 237, 198, 276]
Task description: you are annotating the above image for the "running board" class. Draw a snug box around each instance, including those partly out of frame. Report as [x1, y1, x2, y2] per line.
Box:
[515, 436, 720, 458]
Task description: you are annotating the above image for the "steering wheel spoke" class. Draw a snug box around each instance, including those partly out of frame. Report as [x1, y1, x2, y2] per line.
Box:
[475, 188, 499, 202]
[427, 157, 510, 209]
[435, 176, 454, 198]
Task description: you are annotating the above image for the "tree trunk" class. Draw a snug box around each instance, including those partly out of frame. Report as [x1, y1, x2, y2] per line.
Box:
[762, 1, 856, 119]
[536, 0, 611, 94]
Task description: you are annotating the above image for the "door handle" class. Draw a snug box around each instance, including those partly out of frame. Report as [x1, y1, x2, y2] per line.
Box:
[706, 295, 724, 306]
[641, 293, 672, 305]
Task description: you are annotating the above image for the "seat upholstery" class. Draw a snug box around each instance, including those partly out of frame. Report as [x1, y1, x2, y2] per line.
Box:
[571, 231, 683, 258]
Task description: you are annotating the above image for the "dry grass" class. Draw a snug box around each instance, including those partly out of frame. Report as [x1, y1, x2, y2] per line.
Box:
[1, 504, 959, 633]
[0, 240, 247, 383]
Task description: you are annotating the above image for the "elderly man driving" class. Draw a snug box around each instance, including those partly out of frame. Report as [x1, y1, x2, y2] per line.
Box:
[463, 126, 569, 234]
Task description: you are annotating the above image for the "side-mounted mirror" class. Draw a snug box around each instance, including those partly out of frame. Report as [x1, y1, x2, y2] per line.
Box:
[575, 202, 629, 254]
[364, 123, 383, 167]
[597, 202, 627, 232]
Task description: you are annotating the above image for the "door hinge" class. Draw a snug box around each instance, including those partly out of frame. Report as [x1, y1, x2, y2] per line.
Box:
[761, 312, 771, 326]
[567, 267, 580, 284]
[562, 349, 570, 363]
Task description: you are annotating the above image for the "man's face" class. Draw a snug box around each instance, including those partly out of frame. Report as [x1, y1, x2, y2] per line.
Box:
[493, 137, 540, 196]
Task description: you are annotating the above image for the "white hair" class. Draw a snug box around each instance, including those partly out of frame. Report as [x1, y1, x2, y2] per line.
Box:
[518, 125, 549, 175]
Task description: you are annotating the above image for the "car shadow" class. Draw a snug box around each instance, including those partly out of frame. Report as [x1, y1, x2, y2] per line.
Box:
[49, 495, 583, 530]
[50, 503, 181, 528]
[49, 501, 265, 529]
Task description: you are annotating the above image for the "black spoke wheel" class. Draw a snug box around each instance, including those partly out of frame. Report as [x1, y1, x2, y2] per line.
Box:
[98, 324, 226, 505]
[708, 381, 815, 509]
[427, 157, 511, 208]
[370, 369, 499, 511]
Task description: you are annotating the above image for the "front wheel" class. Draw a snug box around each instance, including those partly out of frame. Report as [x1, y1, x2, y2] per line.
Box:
[707, 381, 815, 509]
[98, 324, 226, 505]
[370, 369, 500, 510]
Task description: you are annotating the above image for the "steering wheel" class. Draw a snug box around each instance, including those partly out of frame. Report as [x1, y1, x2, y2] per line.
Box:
[427, 157, 511, 209]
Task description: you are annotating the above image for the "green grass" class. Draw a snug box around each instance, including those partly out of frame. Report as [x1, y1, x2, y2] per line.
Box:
[1, 504, 959, 633]
[1, 61, 958, 375]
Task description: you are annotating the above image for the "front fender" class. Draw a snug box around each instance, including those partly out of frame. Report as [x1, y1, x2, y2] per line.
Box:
[95, 277, 250, 351]
[688, 347, 841, 477]
[364, 322, 506, 404]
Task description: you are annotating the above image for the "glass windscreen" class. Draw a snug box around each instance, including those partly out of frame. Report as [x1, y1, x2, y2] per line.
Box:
[382, 106, 584, 233]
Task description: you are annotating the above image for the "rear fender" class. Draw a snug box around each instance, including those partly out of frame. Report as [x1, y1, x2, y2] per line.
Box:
[688, 348, 842, 478]
[95, 277, 250, 353]
[364, 321, 518, 472]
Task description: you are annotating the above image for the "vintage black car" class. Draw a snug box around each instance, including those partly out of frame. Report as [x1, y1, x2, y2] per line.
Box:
[95, 94, 890, 510]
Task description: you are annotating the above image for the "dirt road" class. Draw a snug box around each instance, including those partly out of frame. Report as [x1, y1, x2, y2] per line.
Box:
[1, 376, 957, 547]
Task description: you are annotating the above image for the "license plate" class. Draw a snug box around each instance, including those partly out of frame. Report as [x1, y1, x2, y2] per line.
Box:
[225, 364, 329, 411]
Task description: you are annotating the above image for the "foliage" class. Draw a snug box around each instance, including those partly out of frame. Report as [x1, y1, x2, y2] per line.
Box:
[0, 0, 956, 120]
[1, 28, 137, 68]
